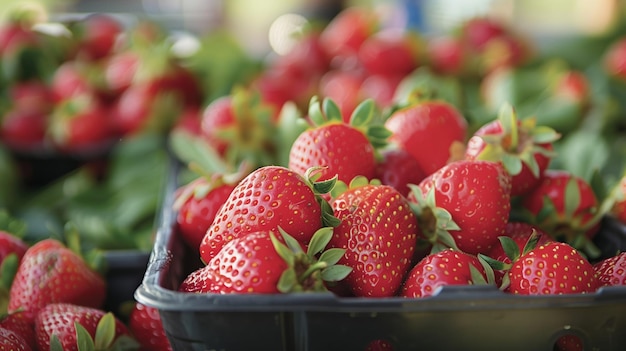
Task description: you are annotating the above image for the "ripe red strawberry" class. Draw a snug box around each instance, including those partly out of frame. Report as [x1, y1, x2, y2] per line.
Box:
[507, 241, 599, 295]
[199, 165, 338, 264]
[427, 35, 470, 77]
[103, 50, 140, 96]
[68, 13, 124, 61]
[174, 172, 242, 250]
[400, 248, 488, 298]
[484, 222, 553, 287]
[8, 239, 106, 323]
[593, 251, 626, 287]
[329, 180, 418, 297]
[357, 28, 422, 79]
[365, 339, 395, 351]
[0, 312, 36, 350]
[186, 227, 350, 294]
[318, 6, 379, 65]
[35, 303, 137, 351]
[0, 230, 28, 265]
[384, 99, 468, 176]
[603, 36, 626, 82]
[375, 147, 426, 197]
[200, 88, 278, 167]
[48, 94, 114, 153]
[408, 160, 512, 256]
[0, 326, 31, 351]
[128, 302, 172, 351]
[288, 97, 389, 184]
[318, 69, 365, 122]
[555, 335, 583, 351]
[0, 107, 49, 151]
[519, 169, 601, 257]
[464, 103, 560, 196]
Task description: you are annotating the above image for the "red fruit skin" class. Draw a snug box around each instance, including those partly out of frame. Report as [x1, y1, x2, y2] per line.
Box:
[9, 80, 54, 113]
[288, 123, 376, 183]
[35, 303, 130, 351]
[200, 95, 234, 156]
[486, 222, 553, 287]
[318, 70, 365, 122]
[508, 242, 599, 295]
[375, 148, 426, 197]
[104, 51, 140, 96]
[0, 312, 36, 350]
[357, 29, 420, 78]
[385, 101, 468, 176]
[175, 178, 236, 250]
[319, 6, 379, 64]
[72, 13, 123, 60]
[204, 230, 291, 294]
[51, 100, 114, 153]
[427, 36, 467, 76]
[330, 184, 418, 297]
[199, 166, 323, 264]
[555, 335, 584, 351]
[129, 303, 173, 351]
[411, 160, 512, 255]
[400, 249, 486, 298]
[50, 61, 96, 102]
[521, 169, 600, 240]
[365, 339, 395, 351]
[359, 74, 402, 110]
[8, 239, 106, 323]
[178, 262, 223, 293]
[0, 327, 32, 351]
[464, 119, 553, 197]
[593, 251, 626, 287]
[604, 37, 626, 81]
[459, 17, 506, 52]
[0, 231, 28, 265]
[0, 108, 48, 151]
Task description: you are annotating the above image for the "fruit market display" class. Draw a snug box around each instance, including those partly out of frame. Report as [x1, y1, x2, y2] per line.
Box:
[1, 2, 626, 350]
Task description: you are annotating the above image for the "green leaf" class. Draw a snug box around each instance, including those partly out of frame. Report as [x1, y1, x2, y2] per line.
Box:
[276, 228, 303, 255]
[501, 153, 523, 176]
[318, 248, 346, 266]
[76, 322, 96, 351]
[322, 97, 342, 122]
[349, 99, 375, 127]
[110, 335, 141, 351]
[0, 253, 18, 292]
[169, 129, 230, 174]
[306, 227, 333, 257]
[498, 103, 518, 148]
[50, 335, 65, 351]
[348, 175, 370, 189]
[436, 230, 460, 251]
[271, 230, 296, 266]
[564, 176, 581, 219]
[531, 125, 561, 144]
[469, 264, 487, 285]
[277, 268, 297, 293]
[308, 96, 325, 126]
[321, 264, 352, 282]
[94, 313, 116, 350]
[321, 201, 341, 228]
[478, 253, 510, 272]
[498, 236, 520, 262]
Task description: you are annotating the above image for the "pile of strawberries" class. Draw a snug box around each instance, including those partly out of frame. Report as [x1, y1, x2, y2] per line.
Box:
[171, 6, 626, 301]
[0, 221, 173, 350]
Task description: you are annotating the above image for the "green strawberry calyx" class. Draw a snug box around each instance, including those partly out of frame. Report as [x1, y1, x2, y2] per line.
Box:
[307, 96, 391, 150]
[304, 166, 341, 228]
[407, 184, 462, 254]
[50, 312, 139, 351]
[271, 227, 352, 293]
[476, 103, 560, 178]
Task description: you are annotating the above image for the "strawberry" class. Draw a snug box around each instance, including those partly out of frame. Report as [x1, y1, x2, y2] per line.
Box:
[174, 171, 243, 250]
[555, 335, 583, 351]
[375, 147, 426, 197]
[357, 28, 423, 79]
[408, 160, 512, 255]
[288, 96, 389, 184]
[400, 248, 489, 298]
[593, 251, 626, 287]
[128, 302, 172, 351]
[0, 311, 36, 350]
[35, 303, 137, 351]
[365, 339, 395, 351]
[426, 35, 470, 77]
[199, 88, 278, 168]
[48, 94, 114, 153]
[484, 222, 553, 287]
[519, 169, 601, 257]
[67, 13, 123, 61]
[199, 165, 338, 264]
[329, 178, 418, 297]
[8, 239, 106, 323]
[0, 107, 49, 151]
[507, 241, 599, 295]
[0, 230, 28, 266]
[318, 6, 379, 66]
[603, 36, 626, 82]
[464, 103, 560, 196]
[0, 326, 31, 351]
[318, 69, 365, 122]
[185, 227, 350, 294]
[384, 99, 468, 176]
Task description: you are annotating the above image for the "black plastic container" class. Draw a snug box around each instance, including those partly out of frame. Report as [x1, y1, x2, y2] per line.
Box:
[135, 165, 626, 351]
[103, 250, 151, 318]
